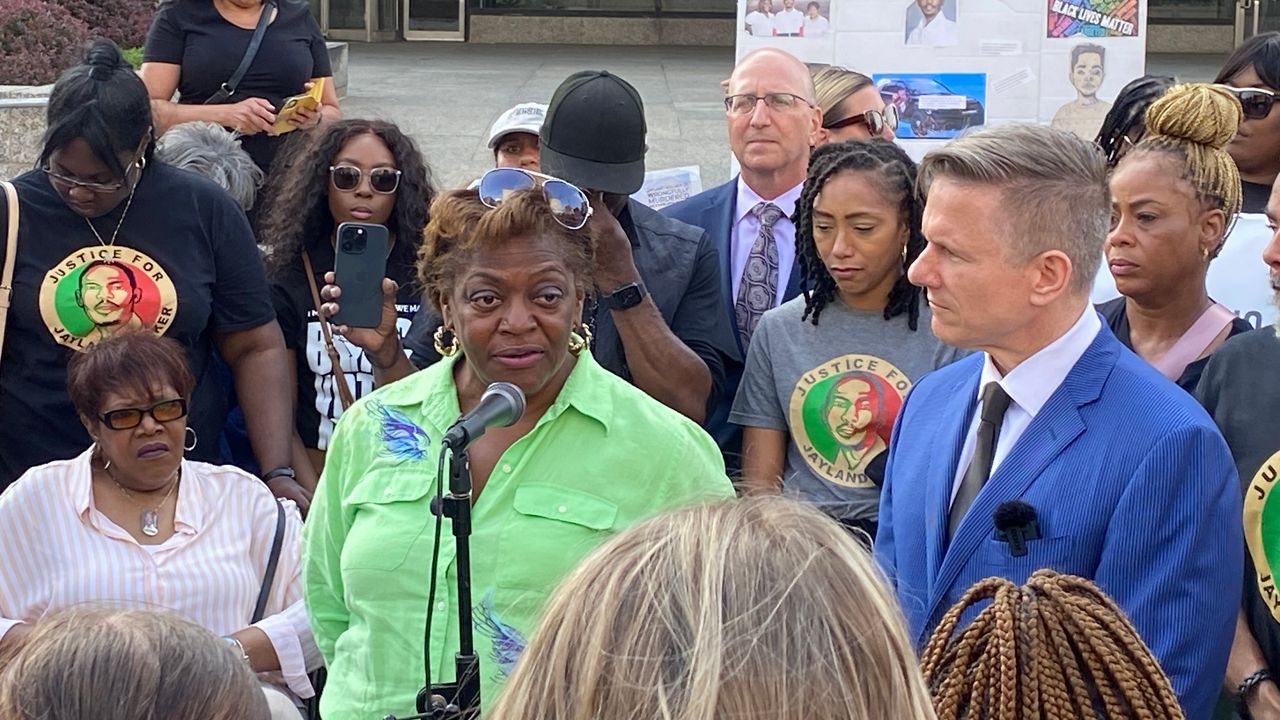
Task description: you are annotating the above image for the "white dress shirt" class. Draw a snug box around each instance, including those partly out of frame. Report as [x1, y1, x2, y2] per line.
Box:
[906, 13, 959, 45]
[773, 7, 806, 34]
[744, 10, 775, 36]
[0, 450, 320, 698]
[803, 14, 830, 36]
[949, 306, 1102, 504]
[732, 178, 802, 308]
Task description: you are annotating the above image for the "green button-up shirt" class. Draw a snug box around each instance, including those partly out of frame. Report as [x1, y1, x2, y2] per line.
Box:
[303, 350, 733, 718]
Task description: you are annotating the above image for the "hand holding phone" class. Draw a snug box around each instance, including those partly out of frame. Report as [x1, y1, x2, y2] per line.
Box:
[272, 79, 325, 135]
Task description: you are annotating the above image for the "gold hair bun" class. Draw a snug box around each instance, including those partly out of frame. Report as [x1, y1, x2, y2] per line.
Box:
[1144, 83, 1241, 149]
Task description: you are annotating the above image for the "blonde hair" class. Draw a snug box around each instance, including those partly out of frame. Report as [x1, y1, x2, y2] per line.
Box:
[917, 123, 1108, 295]
[490, 497, 938, 720]
[0, 609, 269, 720]
[810, 64, 874, 124]
[921, 571, 1182, 720]
[1127, 83, 1243, 254]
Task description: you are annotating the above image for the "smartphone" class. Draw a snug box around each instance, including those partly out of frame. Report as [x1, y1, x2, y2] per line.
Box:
[271, 79, 325, 135]
[332, 222, 389, 329]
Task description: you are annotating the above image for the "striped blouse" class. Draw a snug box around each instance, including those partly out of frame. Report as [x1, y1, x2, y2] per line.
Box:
[0, 449, 319, 697]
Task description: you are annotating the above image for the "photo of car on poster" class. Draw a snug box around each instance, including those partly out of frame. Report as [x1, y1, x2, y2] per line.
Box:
[872, 73, 987, 139]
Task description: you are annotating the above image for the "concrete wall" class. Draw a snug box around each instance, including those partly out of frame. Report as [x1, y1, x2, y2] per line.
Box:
[469, 15, 735, 46]
[0, 93, 49, 180]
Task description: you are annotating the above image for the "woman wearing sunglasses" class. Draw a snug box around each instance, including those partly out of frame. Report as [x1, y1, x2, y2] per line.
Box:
[731, 139, 962, 542]
[258, 119, 433, 478]
[1102, 83, 1253, 393]
[811, 65, 898, 145]
[1214, 32, 1280, 213]
[303, 187, 734, 719]
[0, 330, 320, 719]
[0, 40, 300, 507]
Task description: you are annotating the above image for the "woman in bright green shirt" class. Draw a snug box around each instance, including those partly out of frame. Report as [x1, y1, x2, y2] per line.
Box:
[302, 186, 734, 719]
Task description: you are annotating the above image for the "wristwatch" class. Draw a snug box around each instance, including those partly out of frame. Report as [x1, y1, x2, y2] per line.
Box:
[602, 281, 648, 311]
[261, 467, 296, 483]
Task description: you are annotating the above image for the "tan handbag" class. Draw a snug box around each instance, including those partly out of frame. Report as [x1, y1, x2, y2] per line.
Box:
[0, 181, 18, 363]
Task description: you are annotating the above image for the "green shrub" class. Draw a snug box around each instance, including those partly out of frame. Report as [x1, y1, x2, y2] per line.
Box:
[122, 46, 143, 69]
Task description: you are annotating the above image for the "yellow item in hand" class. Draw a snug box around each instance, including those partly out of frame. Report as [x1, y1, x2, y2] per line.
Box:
[272, 78, 325, 135]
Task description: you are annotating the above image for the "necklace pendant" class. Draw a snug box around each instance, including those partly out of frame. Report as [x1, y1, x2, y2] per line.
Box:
[141, 510, 160, 537]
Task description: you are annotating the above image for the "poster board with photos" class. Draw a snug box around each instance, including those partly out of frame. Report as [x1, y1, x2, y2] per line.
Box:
[735, 0, 1148, 159]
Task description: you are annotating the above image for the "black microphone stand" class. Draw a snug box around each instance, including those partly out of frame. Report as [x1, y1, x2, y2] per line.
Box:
[387, 443, 482, 720]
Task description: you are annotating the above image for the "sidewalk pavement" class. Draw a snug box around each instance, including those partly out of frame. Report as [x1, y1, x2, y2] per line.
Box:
[340, 42, 1227, 191]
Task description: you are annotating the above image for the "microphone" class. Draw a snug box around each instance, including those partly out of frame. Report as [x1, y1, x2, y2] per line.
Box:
[441, 382, 526, 452]
[993, 501, 1040, 557]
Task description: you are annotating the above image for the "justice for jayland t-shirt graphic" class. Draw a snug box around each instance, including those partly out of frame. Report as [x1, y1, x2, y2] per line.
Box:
[39, 245, 178, 351]
[787, 354, 910, 489]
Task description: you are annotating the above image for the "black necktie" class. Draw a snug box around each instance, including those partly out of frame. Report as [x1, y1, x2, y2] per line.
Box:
[948, 382, 1012, 539]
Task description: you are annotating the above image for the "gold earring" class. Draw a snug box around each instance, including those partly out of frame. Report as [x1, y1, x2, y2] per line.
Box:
[568, 324, 592, 355]
[901, 244, 909, 263]
[434, 325, 460, 357]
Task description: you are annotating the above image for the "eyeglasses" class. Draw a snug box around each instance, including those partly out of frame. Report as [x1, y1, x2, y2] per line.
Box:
[99, 398, 189, 431]
[43, 166, 128, 193]
[1218, 85, 1276, 120]
[477, 167, 593, 230]
[724, 93, 815, 116]
[329, 165, 402, 194]
[823, 105, 900, 136]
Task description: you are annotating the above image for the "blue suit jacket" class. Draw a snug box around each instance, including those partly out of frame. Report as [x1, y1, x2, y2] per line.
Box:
[875, 323, 1242, 720]
[663, 178, 802, 469]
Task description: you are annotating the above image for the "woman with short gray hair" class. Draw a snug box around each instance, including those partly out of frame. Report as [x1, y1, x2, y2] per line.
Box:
[156, 122, 264, 210]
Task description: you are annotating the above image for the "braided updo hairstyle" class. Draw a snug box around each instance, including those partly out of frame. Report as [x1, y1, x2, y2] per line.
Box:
[793, 139, 925, 328]
[1122, 83, 1243, 255]
[921, 570, 1182, 720]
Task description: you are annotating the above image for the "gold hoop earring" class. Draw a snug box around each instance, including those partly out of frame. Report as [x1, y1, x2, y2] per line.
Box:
[434, 325, 460, 357]
[568, 324, 592, 355]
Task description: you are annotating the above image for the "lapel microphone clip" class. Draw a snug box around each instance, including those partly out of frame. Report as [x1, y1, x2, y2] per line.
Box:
[993, 501, 1040, 557]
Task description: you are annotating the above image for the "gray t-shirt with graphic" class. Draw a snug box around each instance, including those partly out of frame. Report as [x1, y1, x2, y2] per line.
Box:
[730, 296, 966, 522]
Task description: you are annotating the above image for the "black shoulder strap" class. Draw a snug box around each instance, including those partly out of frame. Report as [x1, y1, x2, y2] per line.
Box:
[205, 0, 277, 105]
[251, 499, 287, 624]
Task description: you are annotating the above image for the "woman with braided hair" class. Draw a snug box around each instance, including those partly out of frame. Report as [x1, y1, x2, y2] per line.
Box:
[1094, 74, 1175, 168]
[731, 139, 964, 541]
[922, 570, 1183, 720]
[1102, 83, 1254, 393]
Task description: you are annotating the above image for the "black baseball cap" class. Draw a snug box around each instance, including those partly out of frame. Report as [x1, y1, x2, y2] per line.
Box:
[540, 70, 647, 195]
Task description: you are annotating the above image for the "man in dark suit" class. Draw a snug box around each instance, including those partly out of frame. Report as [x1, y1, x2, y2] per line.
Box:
[664, 47, 822, 470]
[875, 123, 1242, 720]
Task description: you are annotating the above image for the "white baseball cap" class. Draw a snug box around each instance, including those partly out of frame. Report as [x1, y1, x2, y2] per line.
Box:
[487, 103, 548, 149]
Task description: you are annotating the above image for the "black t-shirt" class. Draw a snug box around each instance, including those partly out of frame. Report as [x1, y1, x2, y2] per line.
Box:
[272, 243, 420, 450]
[144, 0, 332, 171]
[0, 164, 275, 488]
[402, 199, 738, 418]
[1097, 296, 1254, 393]
[1196, 326, 1280, 673]
[1243, 180, 1273, 215]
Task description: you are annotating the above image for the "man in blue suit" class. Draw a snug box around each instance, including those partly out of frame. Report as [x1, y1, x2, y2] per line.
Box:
[875, 123, 1242, 720]
[664, 48, 821, 470]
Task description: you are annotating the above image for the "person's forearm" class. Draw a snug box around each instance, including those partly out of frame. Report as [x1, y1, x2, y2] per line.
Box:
[1227, 610, 1272, 688]
[150, 99, 225, 136]
[289, 432, 319, 493]
[370, 339, 416, 389]
[612, 298, 712, 423]
[233, 626, 281, 673]
[233, 347, 294, 473]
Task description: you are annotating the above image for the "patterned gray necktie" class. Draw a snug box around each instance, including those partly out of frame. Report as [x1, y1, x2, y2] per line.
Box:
[735, 202, 785, 346]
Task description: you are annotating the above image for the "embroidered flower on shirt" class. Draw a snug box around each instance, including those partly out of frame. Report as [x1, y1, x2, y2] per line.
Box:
[475, 592, 528, 679]
[371, 402, 432, 461]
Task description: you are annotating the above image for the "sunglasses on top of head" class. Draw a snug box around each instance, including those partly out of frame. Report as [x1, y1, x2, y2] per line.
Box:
[329, 165, 402, 194]
[477, 167, 594, 231]
[1217, 85, 1277, 120]
[823, 105, 900, 136]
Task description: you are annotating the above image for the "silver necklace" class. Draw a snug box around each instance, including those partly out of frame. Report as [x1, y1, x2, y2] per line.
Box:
[84, 186, 138, 247]
[99, 455, 180, 537]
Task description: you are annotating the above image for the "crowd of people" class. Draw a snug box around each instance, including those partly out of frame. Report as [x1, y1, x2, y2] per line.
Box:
[0, 1, 1279, 718]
